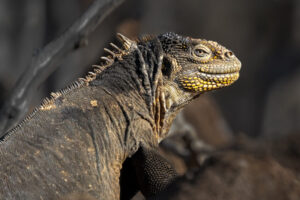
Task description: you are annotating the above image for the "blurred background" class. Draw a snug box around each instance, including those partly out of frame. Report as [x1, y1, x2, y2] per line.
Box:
[0, 0, 299, 199]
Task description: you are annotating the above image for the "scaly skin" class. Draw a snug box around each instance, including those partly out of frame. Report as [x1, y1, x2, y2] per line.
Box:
[0, 32, 241, 200]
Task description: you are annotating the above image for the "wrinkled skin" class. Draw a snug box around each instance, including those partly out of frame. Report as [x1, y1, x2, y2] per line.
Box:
[0, 32, 241, 200]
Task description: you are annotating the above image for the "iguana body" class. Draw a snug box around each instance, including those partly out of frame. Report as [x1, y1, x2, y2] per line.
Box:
[0, 32, 241, 199]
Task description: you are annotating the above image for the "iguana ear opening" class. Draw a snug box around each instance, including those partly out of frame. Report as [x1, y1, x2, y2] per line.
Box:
[162, 57, 173, 78]
[161, 56, 181, 80]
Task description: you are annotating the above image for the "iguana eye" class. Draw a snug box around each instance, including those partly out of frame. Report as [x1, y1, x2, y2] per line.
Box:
[192, 45, 211, 61]
[194, 49, 209, 57]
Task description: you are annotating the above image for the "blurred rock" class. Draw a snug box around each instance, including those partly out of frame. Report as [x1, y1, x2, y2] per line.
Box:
[158, 150, 300, 200]
[266, 133, 300, 174]
[223, 132, 300, 175]
[183, 95, 234, 147]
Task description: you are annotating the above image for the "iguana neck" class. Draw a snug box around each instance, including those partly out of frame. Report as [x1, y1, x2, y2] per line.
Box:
[89, 38, 185, 145]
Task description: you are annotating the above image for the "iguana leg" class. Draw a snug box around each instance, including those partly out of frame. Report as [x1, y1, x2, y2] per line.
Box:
[120, 145, 178, 199]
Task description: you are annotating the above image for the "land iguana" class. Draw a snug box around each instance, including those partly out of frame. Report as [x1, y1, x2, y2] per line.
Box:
[0, 32, 241, 200]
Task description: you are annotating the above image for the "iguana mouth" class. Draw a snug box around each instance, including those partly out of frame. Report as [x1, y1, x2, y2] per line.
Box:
[178, 62, 241, 92]
[198, 62, 241, 74]
[197, 71, 240, 84]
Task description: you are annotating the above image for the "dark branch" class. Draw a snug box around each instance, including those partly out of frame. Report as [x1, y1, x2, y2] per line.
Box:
[0, 0, 126, 136]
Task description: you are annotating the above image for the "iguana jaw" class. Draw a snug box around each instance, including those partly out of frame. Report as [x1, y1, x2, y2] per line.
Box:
[178, 65, 240, 92]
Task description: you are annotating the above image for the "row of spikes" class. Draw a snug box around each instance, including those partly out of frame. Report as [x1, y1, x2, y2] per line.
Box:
[40, 33, 135, 108]
[3, 106, 41, 138]
[79, 33, 135, 84]
[1, 33, 137, 140]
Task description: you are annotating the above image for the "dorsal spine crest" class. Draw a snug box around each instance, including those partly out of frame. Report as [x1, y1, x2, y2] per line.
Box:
[3, 34, 135, 138]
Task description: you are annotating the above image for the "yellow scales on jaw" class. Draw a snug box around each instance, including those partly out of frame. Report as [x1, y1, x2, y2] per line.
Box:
[178, 40, 241, 92]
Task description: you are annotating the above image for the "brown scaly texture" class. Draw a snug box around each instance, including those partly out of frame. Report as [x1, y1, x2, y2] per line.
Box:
[0, 32, 241, 200]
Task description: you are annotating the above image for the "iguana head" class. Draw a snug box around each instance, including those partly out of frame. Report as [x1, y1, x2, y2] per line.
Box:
[114, 32, 241, 141]
[148, 32, 241, 112]
[158, 32, 241, 94]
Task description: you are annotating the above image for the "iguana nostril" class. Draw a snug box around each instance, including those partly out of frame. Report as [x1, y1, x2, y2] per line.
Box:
[225, 51, 234, 58]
